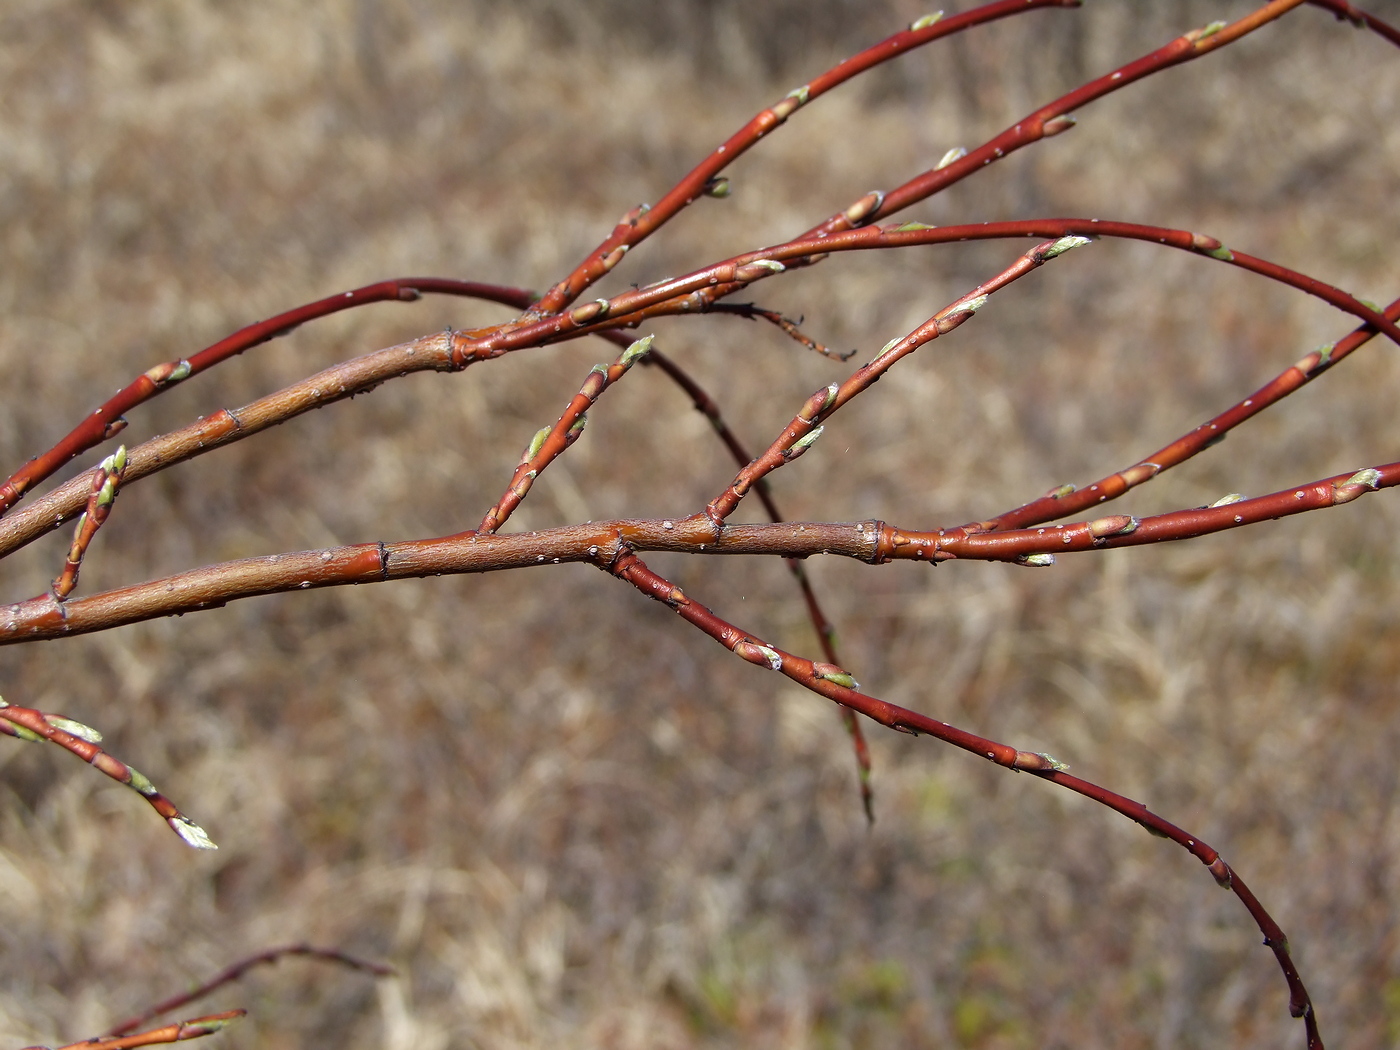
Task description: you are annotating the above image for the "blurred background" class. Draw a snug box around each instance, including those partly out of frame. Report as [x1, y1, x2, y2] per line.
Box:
[0, 1, 1398, 1047]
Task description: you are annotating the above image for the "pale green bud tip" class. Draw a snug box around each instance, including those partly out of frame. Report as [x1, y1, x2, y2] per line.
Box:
[1207, 245, 1234, 262]
[785, 85, 810, 105]
[1359, 298, 1380, 312]
[526, 426, 551, 460]
[910, 12, 944, 31]
[1018, 553, 1055, 567]
[171, 816, 218, 850]
[1345, 468, 1381, 490]
[620, 334, 655, 367]
[960, 294, 989, 314]
[894, 221, 936, 232]
[753, 645, 782, 671]
[816, 668, 858, 690]
[169, 360, 192, 382]
[703, 176, 731, 199]
[751, 259, 785, 273]
[880, 337, 900, 355]
[10, 724, 43, 743]
[1197, 20, 1227, 40]
[568, 415, 587, 435]
[791, 426, 824, 452]
[127, 768, 158, 796]
[45, 716, 103, 743]
[935, 146, 966, 171]
[1043, 235, 1092, 259]
[1209, 493, 1246, 508]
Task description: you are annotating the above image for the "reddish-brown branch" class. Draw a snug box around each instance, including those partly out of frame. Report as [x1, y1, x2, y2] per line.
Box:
[51, 446, 127, 601]
[477, 335, 654, 534]
[2, 462, 1393, 646]
[35, 1011, 245, 1050]
[0, 278, 534, 519]
[105, 945, 392, 1038]
[456, 217, 1399, 364]
[532, 0, 1080, 315]
[1308, 0, 1400, 45]
[978, 293, 1400, 532]
[605, 548, 1321, 1049]
[798, 1, 1308, 241]
[702, 236, 1087, 525]
[0, 701, 215, 848]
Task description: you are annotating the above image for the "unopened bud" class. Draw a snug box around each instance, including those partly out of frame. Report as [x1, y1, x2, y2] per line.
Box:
[935, 146, 966, 170]
[910, 12, 944, 31]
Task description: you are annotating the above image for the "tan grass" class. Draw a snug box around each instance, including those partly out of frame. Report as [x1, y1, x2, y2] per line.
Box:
[0, 1, 1398, 1047]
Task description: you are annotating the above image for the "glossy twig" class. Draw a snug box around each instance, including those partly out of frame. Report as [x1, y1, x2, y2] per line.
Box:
[2, 462, 1394, 645]
[105, 945, 392, 1038]
[0, 278, 534, 518]
[32, 1011, 244, 1050]
[640, 348, 873, 820]
[702, 236, 1090, 526]
[533, 0, 1079, 315]
[477, 335, 654, 535]
[0, 699, 215, 849]
[798, 1, 1309, 241]
[978, 293, 1400, 532]
[605, 549, 1321, 1049]
[51, 446, 127, 601]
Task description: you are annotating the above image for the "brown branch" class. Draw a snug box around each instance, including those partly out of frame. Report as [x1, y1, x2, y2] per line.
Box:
[1, 461, 1393, 646]
[977, 292, 1400, 532]
[798, 1, 1309, 240]
[0, 700, 215, 849]
[701, 236, 1089, 525]
[31, 1011, 245, 1050]
[105, 945, 392, 1038]
[604, 549, 1321, 1049]
[532, 0, 1080, 315]
[0, 278, 535, 518]
[51, 446, 127, 601]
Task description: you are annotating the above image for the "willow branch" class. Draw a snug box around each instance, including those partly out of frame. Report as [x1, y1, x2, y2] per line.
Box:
[702, 235, 1090, 525]
[40, 1011, 244, 1050]
[2, 461, 1393, 645]
[797, 1, 1308, 241]
[978, 292, 1400, 532]
[0, 700, 215, 849]
[105, 945, 392, 1038]
[532, 0, 1080, 315]
[0, 279, 535, 517]
[605, 548, 1320, 1049]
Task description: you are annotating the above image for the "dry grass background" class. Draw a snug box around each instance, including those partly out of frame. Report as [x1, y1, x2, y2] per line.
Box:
[0, 1, 1398, 1047]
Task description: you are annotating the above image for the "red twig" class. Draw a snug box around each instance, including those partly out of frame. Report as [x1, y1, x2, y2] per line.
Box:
[51, 446, 127, 601]
[105, 945, 392, 1038]
[533, 0, 1080, 315]
[605, 549, 1322, 1050]
[978, 293, 1400, 532]
[27, 1011, 244, 1050]
[0, 278, 534, 518]
[0, 701, 215, 849]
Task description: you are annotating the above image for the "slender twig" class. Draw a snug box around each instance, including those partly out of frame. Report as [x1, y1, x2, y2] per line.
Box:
[605, 548, 1322, 1050]
[35, 1011, 244, 1050]
[0, 700, 215, 849]
[977, 293, 1400, 532]
[51, 446, 127, 601]
[702, 236, 1090, 525]
[0, 279, 534, 517]
[105, 945, 392, 1038]
[532, 0, 1080, 315]
[1, 461, 1393, 645]
[694, 304, 854, 361]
